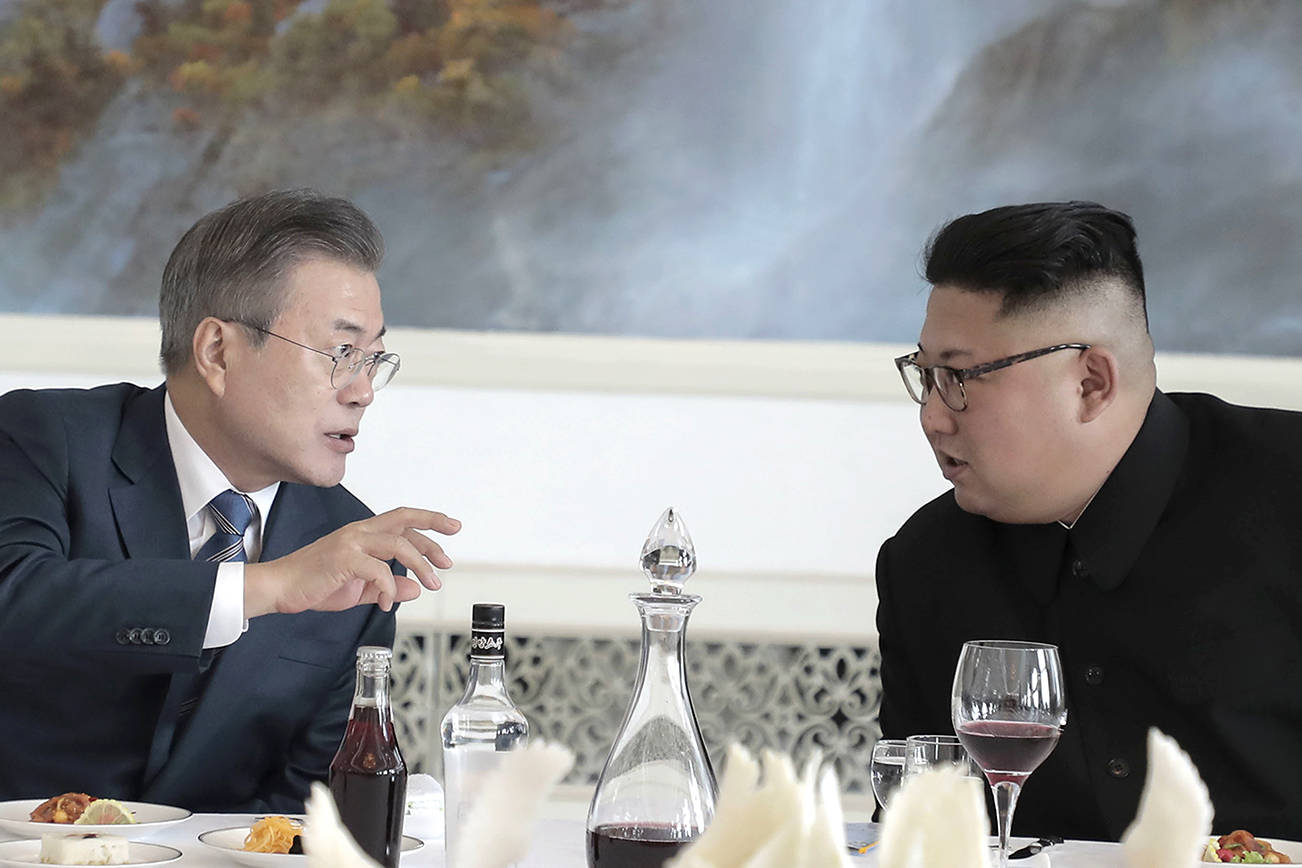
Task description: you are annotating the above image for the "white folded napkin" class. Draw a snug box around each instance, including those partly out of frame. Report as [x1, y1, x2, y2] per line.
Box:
[667, 744, 852, 868]
[452, 740, 575, 868]
[1122, 728, 1214, 868]
[302, 741, 574, 868]
[876, 765, 989, 868]
[302, 781, 381, 868]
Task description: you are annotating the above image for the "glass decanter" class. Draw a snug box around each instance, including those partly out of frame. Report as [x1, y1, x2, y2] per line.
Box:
[585, 508, 718, 868]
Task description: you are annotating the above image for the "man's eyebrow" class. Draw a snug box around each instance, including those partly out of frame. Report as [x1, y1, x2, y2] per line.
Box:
[332, 319, 387, 343]
[916, 343, 973, 364]
[936, 349, 973, 363]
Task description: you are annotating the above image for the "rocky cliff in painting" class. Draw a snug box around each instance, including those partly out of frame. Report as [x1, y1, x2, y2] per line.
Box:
[1, 0, 1299, 354]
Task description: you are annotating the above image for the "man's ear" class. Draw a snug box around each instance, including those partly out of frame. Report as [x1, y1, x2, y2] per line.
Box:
[191, 317, 234, 397]
[1079, 347, 1119, 422]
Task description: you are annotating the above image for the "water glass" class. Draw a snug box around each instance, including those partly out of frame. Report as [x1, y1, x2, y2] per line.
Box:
[903, 734, 979, 779]
[869, 739, 906, 812]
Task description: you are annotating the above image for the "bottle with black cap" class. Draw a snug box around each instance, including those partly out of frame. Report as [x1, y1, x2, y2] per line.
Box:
[440, 603, 529, 867]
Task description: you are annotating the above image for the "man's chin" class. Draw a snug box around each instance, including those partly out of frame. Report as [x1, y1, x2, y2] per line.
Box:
[952, 485, 1001, 520]
[954, 489, 1053, 525]
[293, 458, 347, 489]
[952, 487, 986, 516]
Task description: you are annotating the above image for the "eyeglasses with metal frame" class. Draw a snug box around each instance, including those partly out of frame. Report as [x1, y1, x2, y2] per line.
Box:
[242, 325, 401, 391]
[894, 343, 1091, 412]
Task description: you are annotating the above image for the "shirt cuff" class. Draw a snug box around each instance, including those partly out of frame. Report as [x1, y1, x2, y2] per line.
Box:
[202, 562, 248, 649]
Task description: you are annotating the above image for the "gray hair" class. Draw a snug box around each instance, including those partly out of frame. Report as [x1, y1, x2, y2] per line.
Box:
[159, 189, 384, 374]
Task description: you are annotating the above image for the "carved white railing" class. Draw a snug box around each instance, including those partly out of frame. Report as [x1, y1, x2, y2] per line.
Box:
[391, 625, 883, 794]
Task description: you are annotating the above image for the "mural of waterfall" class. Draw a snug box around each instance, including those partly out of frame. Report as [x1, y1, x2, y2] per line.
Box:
[1, 0, 1299, 354]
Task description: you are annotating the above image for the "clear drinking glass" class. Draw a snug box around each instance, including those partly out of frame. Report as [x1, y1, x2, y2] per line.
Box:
[952, 640, 1067, 868]
[903, 734, 978, 779]
[870, 739, 906, 812]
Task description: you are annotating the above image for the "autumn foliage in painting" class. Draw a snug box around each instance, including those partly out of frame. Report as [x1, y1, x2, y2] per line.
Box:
[0, 0, 576, 207]
[0, 0, 126, 207]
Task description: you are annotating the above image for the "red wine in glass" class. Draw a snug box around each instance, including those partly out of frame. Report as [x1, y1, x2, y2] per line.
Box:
[956, 720, 1060, 785]
[587, 824, 694, 868]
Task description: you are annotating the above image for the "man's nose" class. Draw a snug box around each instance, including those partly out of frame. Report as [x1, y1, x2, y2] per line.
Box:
[338, 374, 375, 408]
[920, 391, 957, 435]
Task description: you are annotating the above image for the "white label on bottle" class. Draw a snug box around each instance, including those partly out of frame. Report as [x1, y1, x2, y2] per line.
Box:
[469, 635, 504, 652]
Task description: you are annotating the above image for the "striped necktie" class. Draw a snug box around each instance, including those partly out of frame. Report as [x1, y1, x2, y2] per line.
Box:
[176, 490, 255, 720]
[195, 489, 255, 563]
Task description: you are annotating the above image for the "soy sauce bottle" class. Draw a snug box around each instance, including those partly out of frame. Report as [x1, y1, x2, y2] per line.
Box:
[329, 645, 407, 868]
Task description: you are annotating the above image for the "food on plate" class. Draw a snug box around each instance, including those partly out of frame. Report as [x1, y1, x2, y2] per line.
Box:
[73, 800, 137, 826]
[29, 795, 136, 826]
[1202, 829, 1292, 863]
[243, 815, 305, 854]
[30, 794, 96, 824]
[38, 832, 129, 865]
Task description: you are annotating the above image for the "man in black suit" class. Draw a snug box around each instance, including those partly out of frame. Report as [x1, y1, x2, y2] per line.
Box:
[876, 202, 1302, 840]
[0, 190, 459, 811]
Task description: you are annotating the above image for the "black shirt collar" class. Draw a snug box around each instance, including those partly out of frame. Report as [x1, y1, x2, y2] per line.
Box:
[1070, 389, 1189, 592]
[997, 389, 1189, 604]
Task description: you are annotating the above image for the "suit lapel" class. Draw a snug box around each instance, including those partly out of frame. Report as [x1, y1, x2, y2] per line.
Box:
[262, 484, 332, 561]
[146, 486, 345, 803]
[145, 483, 336, 790]
[108, 386, 189, 560]
[114, 387, 206, 786]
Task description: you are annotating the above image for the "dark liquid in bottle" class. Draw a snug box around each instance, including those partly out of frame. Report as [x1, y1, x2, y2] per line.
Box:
[329, 705, 407, 868]
[586, 824, 692, 868]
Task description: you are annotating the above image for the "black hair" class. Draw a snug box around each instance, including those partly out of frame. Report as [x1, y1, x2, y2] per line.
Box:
[923, 201, 1147, 326]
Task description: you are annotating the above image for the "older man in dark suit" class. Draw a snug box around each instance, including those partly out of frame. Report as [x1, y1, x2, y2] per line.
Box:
[876, 202, 1302, 841]
[0, 190, 459, 811]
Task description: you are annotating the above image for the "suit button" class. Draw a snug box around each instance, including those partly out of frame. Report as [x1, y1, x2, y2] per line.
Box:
[140, 629, 156, 645]
[1072, 559, 1090, 579]
[154, 629, 171, 646]
[1085, 665, 1104, 686]
[115, 629, 130, 645]
[1108, 758, 1130, 778]
[127, 627, 142, 644]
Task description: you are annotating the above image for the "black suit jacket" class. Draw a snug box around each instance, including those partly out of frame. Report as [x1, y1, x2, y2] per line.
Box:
[876, 390, 1302, 841]
[0, 383, 395, 811]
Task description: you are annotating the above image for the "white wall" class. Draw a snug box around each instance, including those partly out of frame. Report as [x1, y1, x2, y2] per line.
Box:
[6, 314, 1302, 644]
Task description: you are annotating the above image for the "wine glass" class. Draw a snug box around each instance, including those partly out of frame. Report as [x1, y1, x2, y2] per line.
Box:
[869, 739, 906, 813]
[952, 640, 1067, 868]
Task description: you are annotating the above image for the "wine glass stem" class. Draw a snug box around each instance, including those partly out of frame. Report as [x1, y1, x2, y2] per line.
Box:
[991, 780, 1021, 868]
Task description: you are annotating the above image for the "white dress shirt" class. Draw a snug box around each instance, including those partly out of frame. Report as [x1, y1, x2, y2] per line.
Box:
[164, 393, 279, 649]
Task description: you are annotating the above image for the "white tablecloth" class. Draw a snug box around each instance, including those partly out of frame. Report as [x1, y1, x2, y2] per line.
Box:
[1, 813, 1141, 868]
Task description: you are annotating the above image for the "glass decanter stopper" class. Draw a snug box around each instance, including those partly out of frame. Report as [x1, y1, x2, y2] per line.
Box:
[585, 508, 717, 868]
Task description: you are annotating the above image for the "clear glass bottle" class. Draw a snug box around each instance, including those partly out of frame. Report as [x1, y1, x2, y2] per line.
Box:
[329, 645, 407, 868]
[440, 603, 529, 868]
[586, 508, 717, 868]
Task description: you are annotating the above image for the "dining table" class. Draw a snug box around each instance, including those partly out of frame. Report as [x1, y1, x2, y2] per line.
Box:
[0, 812, 1173, 868]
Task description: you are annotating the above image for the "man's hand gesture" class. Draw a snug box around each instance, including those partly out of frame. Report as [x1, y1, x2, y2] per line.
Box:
[244, 508, 459, 617]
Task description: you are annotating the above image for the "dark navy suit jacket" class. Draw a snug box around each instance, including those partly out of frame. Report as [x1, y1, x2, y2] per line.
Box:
[0, 383, 395, 811]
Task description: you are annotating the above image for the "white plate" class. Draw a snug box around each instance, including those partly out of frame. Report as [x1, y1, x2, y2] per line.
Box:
[199, 826, 423, 868]
[0, 839, 181, 867]
[0, 802, 192, 840]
